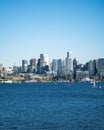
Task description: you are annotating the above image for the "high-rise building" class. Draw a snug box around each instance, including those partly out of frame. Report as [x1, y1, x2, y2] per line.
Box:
[88, 60, 95, 76]
[37, 54, 50, 74]
[40, 54, 45, 67]
[66, 52, 73, 75]
[44, 54, 49, 66]
[22, 60, 28, 73]
[40, 54, 49, 66]
[52, 59, 58, 74]
[30, 58, 36, 66]
[37, 55, 50, 74]
[93, 59, 98, 75]
[58, 59, 64, 76]
[73, 58, 79, 79]
[98, 59, 104, 70]
[37, 59, 41, 74]
[29, 58, 36, 73]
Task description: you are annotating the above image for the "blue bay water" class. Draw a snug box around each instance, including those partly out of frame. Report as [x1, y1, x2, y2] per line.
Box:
[0, 82, 104, 130]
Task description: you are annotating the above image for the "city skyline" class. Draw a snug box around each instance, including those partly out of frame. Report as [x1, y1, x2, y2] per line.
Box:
[0, 0, 104, 67]
[0, 51, 104, 82]
[0, 52, 104, 68]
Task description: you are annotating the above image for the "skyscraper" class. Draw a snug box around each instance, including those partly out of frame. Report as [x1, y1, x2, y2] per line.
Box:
[58, 59, 64, 76]
[44, 54, 49, 66]
[73, 58, 79, 79]
[66, 52, 73, 75]
[88, 60, 95, 76]
[98, 58, 104, 70]
[40, 54, 49, 66]
[22, 60, 28, 73]
[37, 59, 41, 74]
[52, 59, 58, 74]
[29, 58, 36, 73]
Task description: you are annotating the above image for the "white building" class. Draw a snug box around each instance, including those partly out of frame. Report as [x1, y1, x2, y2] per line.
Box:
[66, 52, 73, 75]
[40, 54, 49, 66]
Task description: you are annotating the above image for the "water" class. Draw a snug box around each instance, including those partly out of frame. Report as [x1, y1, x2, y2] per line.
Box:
[0, 82, 104, 130]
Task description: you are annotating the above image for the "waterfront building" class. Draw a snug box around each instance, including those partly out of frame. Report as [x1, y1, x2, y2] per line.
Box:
[76, 69, 89, 81]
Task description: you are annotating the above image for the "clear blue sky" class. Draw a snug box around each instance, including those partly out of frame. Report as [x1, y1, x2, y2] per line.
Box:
[0, 0, 104, 67]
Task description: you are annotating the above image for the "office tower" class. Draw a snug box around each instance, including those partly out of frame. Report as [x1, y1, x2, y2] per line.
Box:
[98, 59, 104, 70]
[29, 58, 36, 73]
[88, 60, 95, 76]
[38, 54, 50, 74]
[66, 52, 73, 75]
[44, 54, 49, 65]
[73, 58, 79, 79]
[98, 59, 104, 79]
[73, 58, 79, 69]
[37, 59, 41, 74]
[58, 59, 64, 76]
[40, 54, 46, 67]
[62, 63, 67, 76]
[40, 54, 49, 66]
[30, 58, 36, 66]
[22, 60, 28, 73]
[93, 59, 97, 75]
[52, 59, 58, 74]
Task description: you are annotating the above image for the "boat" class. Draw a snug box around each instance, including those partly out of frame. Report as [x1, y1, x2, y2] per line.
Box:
[92, 79, 97, 88]
[93, 79, 96, 87]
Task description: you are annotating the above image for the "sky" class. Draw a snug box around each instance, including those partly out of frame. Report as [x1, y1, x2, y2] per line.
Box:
[0, 0, 104, 67]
